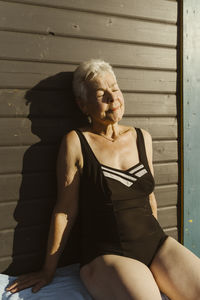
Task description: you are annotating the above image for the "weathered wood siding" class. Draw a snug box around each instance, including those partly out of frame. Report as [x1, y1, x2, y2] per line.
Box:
[0, 0, 179, 275]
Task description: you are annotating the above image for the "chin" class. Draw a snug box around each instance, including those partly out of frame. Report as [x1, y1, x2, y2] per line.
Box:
[108, 115, 123, 123]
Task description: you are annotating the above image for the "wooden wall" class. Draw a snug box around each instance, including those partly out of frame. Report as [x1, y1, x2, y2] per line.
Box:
[0, 0, 179, 275]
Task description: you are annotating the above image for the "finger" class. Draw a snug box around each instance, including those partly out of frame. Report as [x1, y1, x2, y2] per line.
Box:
[6, 276, 33, 290]
[9, 281, 34, 294]
[32, 281, 46, 293]
[8, 277, 41, 294]
[6, 282, 17, 291]
[6, 279, 22, 290]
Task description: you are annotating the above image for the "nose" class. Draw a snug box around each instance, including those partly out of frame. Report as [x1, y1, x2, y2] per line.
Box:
[107, 90, 116, 103]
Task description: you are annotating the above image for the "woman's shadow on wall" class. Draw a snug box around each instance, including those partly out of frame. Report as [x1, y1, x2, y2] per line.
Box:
[4, 72, 88, 275]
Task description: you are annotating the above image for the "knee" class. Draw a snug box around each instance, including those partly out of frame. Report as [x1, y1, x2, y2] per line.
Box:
[80, 264, 93, 280]
[80, 263, 96, 288]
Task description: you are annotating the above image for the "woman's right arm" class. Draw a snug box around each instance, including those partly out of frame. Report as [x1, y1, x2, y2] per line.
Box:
[6, 131, 82, 293]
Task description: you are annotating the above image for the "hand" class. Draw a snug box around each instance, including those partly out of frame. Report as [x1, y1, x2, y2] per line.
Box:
[6, 269, 54, 294]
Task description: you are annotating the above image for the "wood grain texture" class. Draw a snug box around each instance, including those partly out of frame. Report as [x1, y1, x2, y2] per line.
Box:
[0, 204, 177, 256]
[0, 31, 177, 70]
[0, 90, 177, 117]
[155, 184, 178, 207]
[154, 163, 178, 185]
[0, 60, 75, 89]
[0, 173, 56, 202]
[0, 198, 178, 239]
[0, 227, 47, 258]
[153, 140, 178, 162]
[0, 200, 53, 230]
[0, 62, 177, 92]
[0, 225, 179, 273]
[5, 0, 178, 23]
[0, 207, 178, 258]
[158, 207, 177, 228]
[0, 1, 177, 46]
[0, 0, 179, 274]
[0, 163, 178, 203]
[164, 227, 178, 240]
[122, 117, 177, 140]
[0, 200, 178, 232]
[124, 94, 177, 117]
[114, 68, 177, 93]
[0, 141, 178, 174]
[0, 117, 177, 146]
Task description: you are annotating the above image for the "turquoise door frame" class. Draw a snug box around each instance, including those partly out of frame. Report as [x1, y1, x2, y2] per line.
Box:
[183, 0, 200, 257]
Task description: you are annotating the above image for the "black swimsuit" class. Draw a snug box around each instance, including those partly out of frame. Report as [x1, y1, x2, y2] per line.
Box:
[75, 128, 168, 268]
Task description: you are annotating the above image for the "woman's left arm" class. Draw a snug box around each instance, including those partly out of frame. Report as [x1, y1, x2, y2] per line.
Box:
[141, 129, 158, 220]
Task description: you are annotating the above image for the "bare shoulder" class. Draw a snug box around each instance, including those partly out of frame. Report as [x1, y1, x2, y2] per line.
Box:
[140, 128, 152, 145]
[63, 130, 81, 148]
[58, 130, 83, 173]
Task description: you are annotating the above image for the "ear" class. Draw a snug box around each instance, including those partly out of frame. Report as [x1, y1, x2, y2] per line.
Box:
[75, 98, 88, 115]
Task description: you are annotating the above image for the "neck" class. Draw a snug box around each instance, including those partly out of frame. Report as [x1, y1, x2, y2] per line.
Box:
[91, 121, 120, 140]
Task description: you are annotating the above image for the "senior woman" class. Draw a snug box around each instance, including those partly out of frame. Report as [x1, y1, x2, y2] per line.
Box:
[7, 59, 200, 299]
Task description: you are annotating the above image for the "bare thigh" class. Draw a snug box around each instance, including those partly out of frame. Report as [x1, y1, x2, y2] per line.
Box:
[150, 236, 200, 300]
[80, 255, 162, 300]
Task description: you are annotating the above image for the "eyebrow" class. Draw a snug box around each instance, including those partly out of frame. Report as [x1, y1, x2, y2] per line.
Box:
[96, 82, 118, 91]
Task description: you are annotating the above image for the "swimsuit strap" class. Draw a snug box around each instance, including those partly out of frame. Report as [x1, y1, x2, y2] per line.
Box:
[74, 129, 97, 164]
[135, 128, 150, 171]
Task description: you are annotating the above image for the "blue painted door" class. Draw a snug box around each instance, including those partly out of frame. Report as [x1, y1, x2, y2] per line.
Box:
[183, 0, 200, 256]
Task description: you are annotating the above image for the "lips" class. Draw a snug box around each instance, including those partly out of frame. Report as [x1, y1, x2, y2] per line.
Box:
[108, 106, 120, 112]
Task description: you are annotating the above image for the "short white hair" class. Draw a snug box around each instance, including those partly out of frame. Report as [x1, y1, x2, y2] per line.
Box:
[73, 59, 116, 101]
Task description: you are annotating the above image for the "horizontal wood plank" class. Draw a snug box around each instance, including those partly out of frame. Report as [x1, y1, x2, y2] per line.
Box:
[0, 194, 178, 236]
[0, 117, 74, 146]
[0, 173, 56, 202]
[0, 200, 53, 230]
[0, 32, 177, 70]
[0, 162, 178, 203]
[0, 59, 177, 92]
[0, 227, 48, 258]
[121, 117, 177, 140]
[0, 228, 179, 275]
[158, 207, 177, 228]
[0, 117, 178, 146]
[153, 140, 178, 162]
[155, 184, 178, 207]
[0, 145, 57, 174]
[114, 68, 177, 93]
[164, 227, 178, 240]
[0, 2, 177, 47]
[0, 222, 80, 275]
[0, 90, 177, 117]
[6, 0, 178, 23]
[0, 207, 177, 259]
[0, 253, 44, 275]
[154, 163, 178, 185]
[0, 180, 178, 206]
[0, 141, 178, 174]
[124, 94, 177, 116]
[0, 60, 75, 89]
[0, 90, 77, 117]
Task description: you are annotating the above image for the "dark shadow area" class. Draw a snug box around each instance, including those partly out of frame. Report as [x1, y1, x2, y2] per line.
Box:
[3, 72, 89, 275]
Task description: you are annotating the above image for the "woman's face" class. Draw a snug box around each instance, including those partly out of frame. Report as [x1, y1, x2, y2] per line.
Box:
[84, 72, 124, 125]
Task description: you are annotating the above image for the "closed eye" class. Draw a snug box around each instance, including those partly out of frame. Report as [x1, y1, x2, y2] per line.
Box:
[97, 93, 104, 98]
